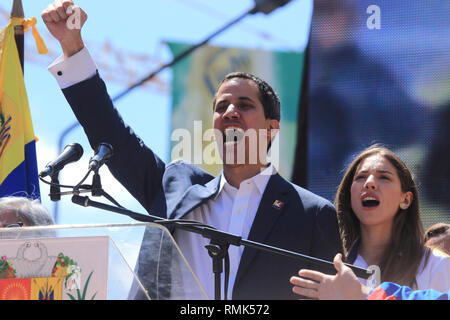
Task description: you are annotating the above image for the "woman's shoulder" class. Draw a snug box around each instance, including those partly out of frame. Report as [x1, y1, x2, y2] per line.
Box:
[421, 247, 449, 271]
[415, 247, 450, 291]
[427, 247, 450, 262]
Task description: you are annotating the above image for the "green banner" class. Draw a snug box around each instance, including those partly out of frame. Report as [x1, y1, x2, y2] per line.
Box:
[169, 42, 304, 179]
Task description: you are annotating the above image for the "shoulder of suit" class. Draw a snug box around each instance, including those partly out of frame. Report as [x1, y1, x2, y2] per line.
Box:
[166, 158, 205, 170]
[167, 158, 188, 167]
[284, 179, 335, 210]
[165, 158, 215, 180]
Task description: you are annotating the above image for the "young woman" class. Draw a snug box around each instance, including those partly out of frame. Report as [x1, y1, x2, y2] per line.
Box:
[291, 146, 449, 298]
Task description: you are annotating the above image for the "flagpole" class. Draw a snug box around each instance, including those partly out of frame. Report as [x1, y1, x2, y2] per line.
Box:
[11, 0, 24, 74]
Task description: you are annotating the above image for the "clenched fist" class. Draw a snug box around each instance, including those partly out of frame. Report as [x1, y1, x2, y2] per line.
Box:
[42, 0, 87, 57]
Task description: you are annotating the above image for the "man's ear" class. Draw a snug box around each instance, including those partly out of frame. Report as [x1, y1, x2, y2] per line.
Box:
[266, 119, 280, 140]
[266, 119, 280, 131]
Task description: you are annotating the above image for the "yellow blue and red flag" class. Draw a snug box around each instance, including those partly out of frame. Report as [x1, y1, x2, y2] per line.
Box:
[0, 17, 47, 199]
[368, 282, 449, 300]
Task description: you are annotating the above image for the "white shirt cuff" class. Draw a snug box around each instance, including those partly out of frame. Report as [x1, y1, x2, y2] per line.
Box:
[48, 47, 97, 89]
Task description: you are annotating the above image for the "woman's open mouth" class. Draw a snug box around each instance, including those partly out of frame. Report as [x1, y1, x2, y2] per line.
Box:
[361, 195, 380, 208]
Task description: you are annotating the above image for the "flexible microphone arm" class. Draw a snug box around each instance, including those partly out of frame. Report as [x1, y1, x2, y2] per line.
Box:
[71, 194, 373, 300]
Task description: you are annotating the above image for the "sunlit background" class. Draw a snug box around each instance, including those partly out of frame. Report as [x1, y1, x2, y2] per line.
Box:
[1, 0, 313, 225]
[1, 0, 448, 229]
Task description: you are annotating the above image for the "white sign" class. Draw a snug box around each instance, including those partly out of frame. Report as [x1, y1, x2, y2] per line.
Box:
[0, 236, 109, 300]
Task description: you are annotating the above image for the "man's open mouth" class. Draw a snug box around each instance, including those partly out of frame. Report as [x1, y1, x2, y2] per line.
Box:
[223, 127, 245, 144]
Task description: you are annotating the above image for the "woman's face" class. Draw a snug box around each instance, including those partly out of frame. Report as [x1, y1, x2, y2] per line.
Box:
[350, 154, 412, 230]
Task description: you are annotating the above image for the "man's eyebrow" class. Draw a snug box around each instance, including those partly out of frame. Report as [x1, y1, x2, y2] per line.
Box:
[238, 96, 256, 102]
[216, 96, 256, 104]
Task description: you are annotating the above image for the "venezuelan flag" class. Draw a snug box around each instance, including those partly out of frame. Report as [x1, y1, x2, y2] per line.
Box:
[0, 19, 40, 199]
[368, 282, 449, 300]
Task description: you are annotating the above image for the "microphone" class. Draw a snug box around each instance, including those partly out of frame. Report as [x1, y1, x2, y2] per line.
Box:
[89, 143, 113, 171]
[39, 143, 84, 178]
[252, 0, 292, 15]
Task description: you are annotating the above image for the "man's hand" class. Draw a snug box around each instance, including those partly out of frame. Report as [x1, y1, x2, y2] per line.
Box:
[289, 253, 370, 300]
[41, 0, 87, 57]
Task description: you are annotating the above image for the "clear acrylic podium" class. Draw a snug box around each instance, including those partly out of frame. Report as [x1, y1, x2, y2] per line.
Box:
[0, 222, 208, 300]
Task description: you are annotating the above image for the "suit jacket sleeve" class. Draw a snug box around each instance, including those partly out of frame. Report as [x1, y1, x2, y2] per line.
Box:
[310, 201, 343, 273]
[61, 72, 166, 214]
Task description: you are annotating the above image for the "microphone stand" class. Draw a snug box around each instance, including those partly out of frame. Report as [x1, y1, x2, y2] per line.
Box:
[49, 174, 61, 201]
[91, 169, 103, 197]
[71, 194, 372, 300]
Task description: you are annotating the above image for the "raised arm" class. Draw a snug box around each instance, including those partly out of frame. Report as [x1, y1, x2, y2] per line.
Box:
[42, 0, 86, 58]
[41, 1, 166, 214]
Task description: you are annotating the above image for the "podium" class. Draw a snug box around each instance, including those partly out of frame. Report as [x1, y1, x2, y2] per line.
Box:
[0, 222, 208, 300]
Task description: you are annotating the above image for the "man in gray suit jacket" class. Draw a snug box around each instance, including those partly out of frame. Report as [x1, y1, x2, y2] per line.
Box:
[42, 0, 342, 300]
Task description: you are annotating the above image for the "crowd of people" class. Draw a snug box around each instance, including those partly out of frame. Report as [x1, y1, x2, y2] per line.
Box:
[0, 0, 448, 301]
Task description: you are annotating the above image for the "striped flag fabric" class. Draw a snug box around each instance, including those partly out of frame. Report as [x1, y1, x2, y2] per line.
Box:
[368, 282, 449, 300]
[0, 18, 41, 199]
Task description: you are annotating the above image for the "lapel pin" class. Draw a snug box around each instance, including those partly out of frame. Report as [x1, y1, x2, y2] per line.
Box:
[272, 200, 284, 210]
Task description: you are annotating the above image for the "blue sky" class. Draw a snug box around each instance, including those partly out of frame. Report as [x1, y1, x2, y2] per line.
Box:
[1, 0, 312, 224]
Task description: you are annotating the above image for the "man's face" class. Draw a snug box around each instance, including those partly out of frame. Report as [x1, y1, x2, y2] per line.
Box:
[213, 78, 279, 166]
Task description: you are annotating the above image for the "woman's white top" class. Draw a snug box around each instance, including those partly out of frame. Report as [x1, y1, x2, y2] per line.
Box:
[354, 248, 450, 291]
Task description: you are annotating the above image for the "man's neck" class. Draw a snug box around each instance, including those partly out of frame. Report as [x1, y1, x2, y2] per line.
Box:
[223, 164, 269, 188]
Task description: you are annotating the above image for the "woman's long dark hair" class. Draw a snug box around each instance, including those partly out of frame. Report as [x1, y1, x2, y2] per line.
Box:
[335, 145, 426, 287]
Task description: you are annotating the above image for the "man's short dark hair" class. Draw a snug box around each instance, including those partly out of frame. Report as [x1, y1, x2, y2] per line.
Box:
[213, 72, 281, 121]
